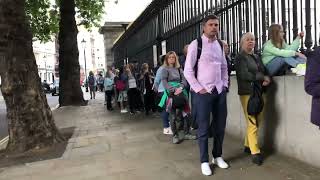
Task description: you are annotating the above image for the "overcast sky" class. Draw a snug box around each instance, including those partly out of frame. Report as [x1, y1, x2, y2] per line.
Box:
[103, 0, 153, 22]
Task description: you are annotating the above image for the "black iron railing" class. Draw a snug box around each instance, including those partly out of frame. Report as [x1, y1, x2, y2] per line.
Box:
[112, 0, 319, 68]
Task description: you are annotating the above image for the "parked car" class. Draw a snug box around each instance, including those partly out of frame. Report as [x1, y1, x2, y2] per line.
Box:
[42, 80, 51, 94]
[50, 79, 59, 96]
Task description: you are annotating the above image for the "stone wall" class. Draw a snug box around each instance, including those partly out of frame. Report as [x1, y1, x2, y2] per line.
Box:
[99, 22, 129, 67]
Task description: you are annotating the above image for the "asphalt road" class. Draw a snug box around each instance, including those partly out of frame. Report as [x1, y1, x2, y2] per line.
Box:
[0, 92, 59, 140]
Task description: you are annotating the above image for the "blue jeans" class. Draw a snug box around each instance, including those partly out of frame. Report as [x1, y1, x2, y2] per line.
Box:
[161, 110, 170, 128]
[265, 57, 305, 76]
[191, 91, 197, 126]
[158, 92, 170, 128]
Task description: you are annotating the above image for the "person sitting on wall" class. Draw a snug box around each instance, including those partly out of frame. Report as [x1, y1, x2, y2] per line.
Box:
[262, 24, 306, 76]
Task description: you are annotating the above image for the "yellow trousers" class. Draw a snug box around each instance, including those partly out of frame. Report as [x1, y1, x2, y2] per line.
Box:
[239, 95, 265, 154]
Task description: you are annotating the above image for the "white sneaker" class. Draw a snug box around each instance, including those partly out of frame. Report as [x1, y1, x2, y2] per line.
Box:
[296, 64, 306, 76]
[201, 162, 212, 176]
[120, 109, 128, 113]
[163, 127, 173, 135]
[212, 157, 229, 169]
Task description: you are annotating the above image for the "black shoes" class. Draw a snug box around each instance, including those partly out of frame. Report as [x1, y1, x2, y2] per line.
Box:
[244, 147, 263, 166]
[172, 134, 180, 144]
[252, 153, 263, 166]
[244, 146, 251, 154]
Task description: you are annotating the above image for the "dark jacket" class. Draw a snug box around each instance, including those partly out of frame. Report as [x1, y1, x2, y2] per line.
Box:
[139, 71, 154, 93]
[304, 47, 320, 127]
[179, 55, 186, 70]
[226, 56, 232, 90]
[235, 51, 267, 95]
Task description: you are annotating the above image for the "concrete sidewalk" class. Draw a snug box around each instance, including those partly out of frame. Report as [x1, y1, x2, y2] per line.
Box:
[0, 92, 319, 180]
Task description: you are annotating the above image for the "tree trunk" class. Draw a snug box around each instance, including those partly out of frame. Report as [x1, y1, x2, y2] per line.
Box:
[58, 0, 87, 106]
[0, 0, 63, 153]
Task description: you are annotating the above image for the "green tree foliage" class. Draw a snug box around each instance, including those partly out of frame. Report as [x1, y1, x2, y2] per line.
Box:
[26, 0, 105, 42]
[26, 0, 59, 42]
[76, 0, 105, 29]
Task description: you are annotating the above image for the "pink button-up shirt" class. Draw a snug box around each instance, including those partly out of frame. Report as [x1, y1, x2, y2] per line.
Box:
[184, 34, 229, 94]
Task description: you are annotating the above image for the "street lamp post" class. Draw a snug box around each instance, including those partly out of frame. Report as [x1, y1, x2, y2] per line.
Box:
[43, 54, 47, 81]
[81, 39, 88, 92]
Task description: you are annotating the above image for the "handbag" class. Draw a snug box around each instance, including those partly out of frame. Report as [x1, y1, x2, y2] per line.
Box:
[173, 68, 187, 109]
[172, 92, 186, 109]
[115, 80, 126, 91]
[247, 81, 264, 116]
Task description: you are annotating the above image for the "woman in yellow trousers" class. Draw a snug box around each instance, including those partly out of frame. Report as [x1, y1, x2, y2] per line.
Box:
[235, 32, 271, 165]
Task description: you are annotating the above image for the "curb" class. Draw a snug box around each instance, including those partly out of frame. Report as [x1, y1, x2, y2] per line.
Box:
[0, 136, 8, 150]
[0, 104, 60, 149]
[51, 104, 60, 111]
[0, 136, 8, 145]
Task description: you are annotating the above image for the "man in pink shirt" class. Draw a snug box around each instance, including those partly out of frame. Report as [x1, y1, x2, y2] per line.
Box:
[184, 15, 229, 176]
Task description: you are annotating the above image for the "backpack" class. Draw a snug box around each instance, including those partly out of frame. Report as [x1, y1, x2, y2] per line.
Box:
[195, 37, 224, 78]
[115, 80, 126, 91]
[88, 76, 95, 86]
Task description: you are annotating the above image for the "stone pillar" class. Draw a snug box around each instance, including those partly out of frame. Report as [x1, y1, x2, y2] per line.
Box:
[99, 22, 130, 68]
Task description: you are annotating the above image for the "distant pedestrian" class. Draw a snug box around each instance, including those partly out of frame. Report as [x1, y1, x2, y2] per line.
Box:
[88, 71, 96, 99]
[97, 73, 105, 92]
[104, 69, 114, 111]
[179, 44, 189, 70]
[116, 67, 128, 113]
[140, 63, 156, 115]
[113, 69, 121, 108]
[154, 55, 172, 135]
[126, 64, 143, 114]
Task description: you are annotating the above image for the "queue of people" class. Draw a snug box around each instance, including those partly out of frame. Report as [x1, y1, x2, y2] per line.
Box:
[86, 14, 317, 177]
[89, 63, 157, 115]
